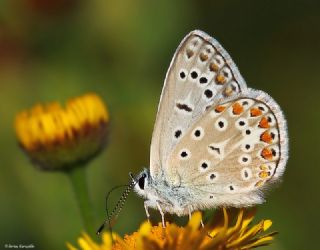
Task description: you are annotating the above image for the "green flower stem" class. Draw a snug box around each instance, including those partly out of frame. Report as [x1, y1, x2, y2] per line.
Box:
[67, 166, 95, 237]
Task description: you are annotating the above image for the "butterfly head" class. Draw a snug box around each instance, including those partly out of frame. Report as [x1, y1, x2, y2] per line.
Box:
[133, 168, 151, 198]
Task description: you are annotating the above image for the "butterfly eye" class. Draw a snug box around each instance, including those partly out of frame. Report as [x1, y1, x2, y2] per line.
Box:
[138, 175, 146, 190]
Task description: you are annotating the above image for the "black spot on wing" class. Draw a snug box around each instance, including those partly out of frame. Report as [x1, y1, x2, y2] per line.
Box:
[176, 103, 193, 112]
[208, 146, 220, 154]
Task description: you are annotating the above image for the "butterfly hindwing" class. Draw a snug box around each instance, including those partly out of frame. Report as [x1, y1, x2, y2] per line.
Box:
[167, 89, 288, 207]
[150, 30, 248, 179]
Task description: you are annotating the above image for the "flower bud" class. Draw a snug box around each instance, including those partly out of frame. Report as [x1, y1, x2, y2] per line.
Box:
[14, 93, 109, 171]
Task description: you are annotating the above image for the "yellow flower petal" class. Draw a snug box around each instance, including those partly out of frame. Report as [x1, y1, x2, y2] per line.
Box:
[227, 220, 265, 248]
[82, 233, 100, 250]
[203, 208, 230, 249]
[241, 235, 274, 249]
[66, 242, 78, 250]
[226, 208, 244, 238]
[138, 221, 152, 236]
[78, 238, 92, 250]
[101, 232, 113, 249]
[113, 234, 130, 250]
[188, 211, 202, 231]
[69, 208, 276, 250]
[263, 219, 272, 231]
[240, 207, 257, 234]
[207, 209, 226, 238]
[135, 221, 152, 250]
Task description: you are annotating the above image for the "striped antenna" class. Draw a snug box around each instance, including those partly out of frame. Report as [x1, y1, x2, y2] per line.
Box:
[96, 173, 137, 235]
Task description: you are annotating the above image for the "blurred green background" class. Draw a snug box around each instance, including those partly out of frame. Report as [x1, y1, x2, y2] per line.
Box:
[1, 0, 319, 249]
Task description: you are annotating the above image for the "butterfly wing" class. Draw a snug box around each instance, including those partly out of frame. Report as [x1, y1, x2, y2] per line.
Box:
[150, 30, 247, 179]
[167, 88, 288, 207]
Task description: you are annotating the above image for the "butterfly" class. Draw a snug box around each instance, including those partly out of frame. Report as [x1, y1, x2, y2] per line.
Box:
[132, 30, 288, 227]
[97, 30, 289, 233]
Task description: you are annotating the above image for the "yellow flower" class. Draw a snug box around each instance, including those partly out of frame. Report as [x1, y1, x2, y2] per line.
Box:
[14, 93, 109, 170]
[67, 208, 277, 250]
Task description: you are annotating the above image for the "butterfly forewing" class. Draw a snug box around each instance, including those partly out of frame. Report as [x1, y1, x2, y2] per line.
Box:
[167, 89, 288, 207]
[150, 30, 248, 179]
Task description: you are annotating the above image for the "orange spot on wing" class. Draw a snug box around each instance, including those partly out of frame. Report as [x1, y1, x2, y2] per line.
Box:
[250, 108, 262, 117]
[259, 117, 270, 128]
[259, 171, 270, 179]
[200, 53, 208, 61]
[216, 74, 226, 84]
[223, 86, 233, 97]
[209, 63, 219, 72]
[232, 102, 244, 115]
[214, 105, 226, 113]
[255, 180, 264, 187]
[260, 131, 273, 143]
[259, 164, 269, 171]
[186, 49, 194, 58]
[261, 148, 273, 160]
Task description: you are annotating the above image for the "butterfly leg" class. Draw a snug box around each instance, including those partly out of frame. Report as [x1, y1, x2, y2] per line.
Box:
[144, 201, 150, 221]
[188, 206, 204, 228]
[156, 201, 166, 228]
[188, 206, 192, 220]
[200, 219, 204, 228]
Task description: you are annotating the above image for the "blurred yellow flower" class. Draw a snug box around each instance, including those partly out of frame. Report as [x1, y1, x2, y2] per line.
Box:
[14, 93, 109, 170]
[67, 208, 277, 250]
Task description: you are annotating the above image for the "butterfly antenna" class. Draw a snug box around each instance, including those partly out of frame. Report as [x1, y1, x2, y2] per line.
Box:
[96, 173, 137, 235]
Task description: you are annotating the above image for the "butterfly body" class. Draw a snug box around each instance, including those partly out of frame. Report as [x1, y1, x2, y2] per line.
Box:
[133, 30, 288, 224]
[135, 169, 196, 216]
